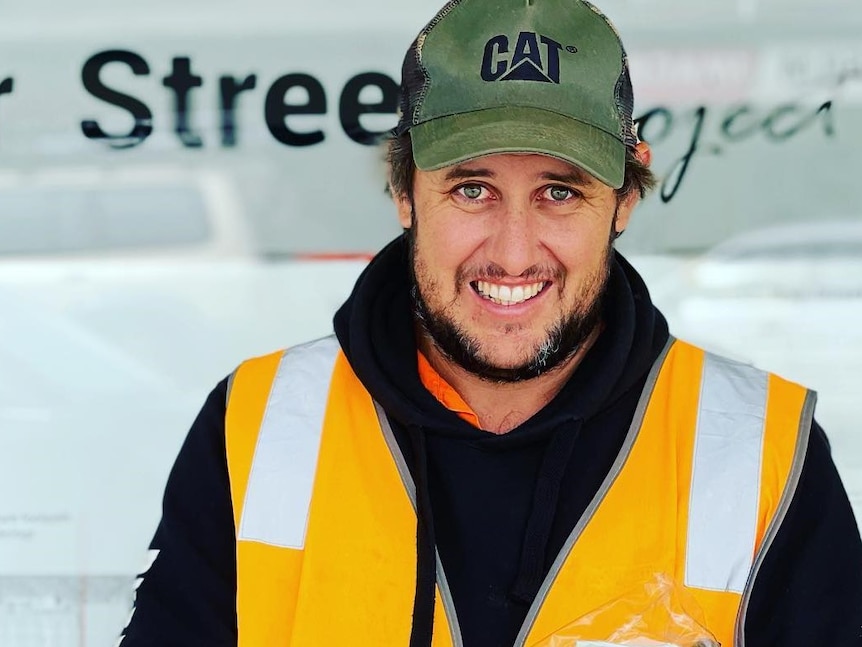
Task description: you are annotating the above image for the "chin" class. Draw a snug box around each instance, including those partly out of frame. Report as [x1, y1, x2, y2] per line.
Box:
[476, 345, 541, 370]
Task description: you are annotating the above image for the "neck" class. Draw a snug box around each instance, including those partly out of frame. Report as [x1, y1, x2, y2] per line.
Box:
[418, 325, 602, 434]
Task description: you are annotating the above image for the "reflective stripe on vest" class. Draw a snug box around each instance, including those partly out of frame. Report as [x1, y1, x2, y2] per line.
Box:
[236, 336, 340, 548]
[226, 338, 813, 647]
[687, 352, 769, 593]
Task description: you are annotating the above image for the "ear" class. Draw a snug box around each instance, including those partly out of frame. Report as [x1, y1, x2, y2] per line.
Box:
[634, 140, 652, 168]
[613, 140, 652, 235]
[393, 189, 413, 229]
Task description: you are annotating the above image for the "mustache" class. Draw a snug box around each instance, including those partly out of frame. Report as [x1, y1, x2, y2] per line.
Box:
[455, 263, 563, 284]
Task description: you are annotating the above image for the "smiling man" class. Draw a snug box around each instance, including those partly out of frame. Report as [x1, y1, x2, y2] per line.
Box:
[401, 152, 639, 431]
[120, 1, 862, 646]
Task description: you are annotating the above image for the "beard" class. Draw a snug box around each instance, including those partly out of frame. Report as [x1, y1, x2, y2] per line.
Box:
[408, 226, 614, 384]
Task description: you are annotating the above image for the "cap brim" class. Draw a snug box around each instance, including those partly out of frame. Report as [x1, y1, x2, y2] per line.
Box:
[411, 106, 625, 189]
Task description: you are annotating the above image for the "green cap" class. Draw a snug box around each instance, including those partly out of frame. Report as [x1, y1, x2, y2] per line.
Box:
[394, 0, 637, 189]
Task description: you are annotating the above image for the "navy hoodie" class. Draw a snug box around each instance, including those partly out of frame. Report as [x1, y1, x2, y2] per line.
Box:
[121, 234, 862, 646]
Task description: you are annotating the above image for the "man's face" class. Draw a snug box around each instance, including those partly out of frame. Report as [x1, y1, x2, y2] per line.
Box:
[396, 153, 638, 383]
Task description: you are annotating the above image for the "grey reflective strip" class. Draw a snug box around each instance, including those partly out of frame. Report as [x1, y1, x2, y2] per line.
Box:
[513, 336, 676, 647]
[374, 401, 465, 647]
[735, 390, 816, 647]
[237, 335, 340, 548]
[226, 371, 235, 408]
[685, 353, 769, 593]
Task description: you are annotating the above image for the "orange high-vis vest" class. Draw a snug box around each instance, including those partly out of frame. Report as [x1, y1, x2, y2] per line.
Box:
[224, 336, 815, 647]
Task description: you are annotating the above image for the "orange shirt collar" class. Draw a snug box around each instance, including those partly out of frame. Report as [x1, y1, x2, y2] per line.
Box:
[416, 351, 481, 428]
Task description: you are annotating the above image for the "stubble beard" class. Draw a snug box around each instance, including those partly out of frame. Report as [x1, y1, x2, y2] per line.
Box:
[408, 227, 613, 384]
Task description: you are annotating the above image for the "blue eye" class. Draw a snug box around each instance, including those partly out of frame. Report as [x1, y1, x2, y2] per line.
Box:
[461, 185, 483, 200]
[548, 186, 574, 201]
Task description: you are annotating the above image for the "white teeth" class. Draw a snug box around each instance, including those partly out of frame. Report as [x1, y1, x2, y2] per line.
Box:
[474, 281, 547, 306]
[511, 286, 525, 302]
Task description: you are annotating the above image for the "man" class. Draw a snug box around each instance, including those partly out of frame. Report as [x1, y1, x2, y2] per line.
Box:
[119, 0, 862, 645]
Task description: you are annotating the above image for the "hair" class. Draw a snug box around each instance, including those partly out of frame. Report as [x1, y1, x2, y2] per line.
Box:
[385, 131, 657, 203]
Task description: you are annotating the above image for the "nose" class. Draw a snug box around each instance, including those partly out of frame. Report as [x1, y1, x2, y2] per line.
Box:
[484, 203, 542, 277]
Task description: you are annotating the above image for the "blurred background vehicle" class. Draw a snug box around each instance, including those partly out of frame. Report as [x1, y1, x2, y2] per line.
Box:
[0, 0, 860, 644]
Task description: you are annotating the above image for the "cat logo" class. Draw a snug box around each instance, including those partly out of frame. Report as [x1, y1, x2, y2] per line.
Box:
[480, 32, 569, 83]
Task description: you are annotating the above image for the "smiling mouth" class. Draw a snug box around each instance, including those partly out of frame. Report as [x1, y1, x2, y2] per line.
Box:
[471, 280, 549, 307]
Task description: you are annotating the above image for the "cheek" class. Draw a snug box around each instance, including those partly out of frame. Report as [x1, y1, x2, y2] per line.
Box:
[547, 227, 600, 261]
[545, 224, 613, 286]
[411, 226, 463, 303]
[415, 215, 486, 277]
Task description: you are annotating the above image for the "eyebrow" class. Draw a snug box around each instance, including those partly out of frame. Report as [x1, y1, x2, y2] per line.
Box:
[442, 165, 594, 186]
[539, 169, 593, 186]
[443, 166, 495, 181]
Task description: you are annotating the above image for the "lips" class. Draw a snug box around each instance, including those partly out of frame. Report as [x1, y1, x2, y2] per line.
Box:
[472, 280, 548, 306]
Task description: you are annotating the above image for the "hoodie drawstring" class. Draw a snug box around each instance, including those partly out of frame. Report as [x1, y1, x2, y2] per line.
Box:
[407, 423, 438, 647]
[510, 419, 584, 604]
